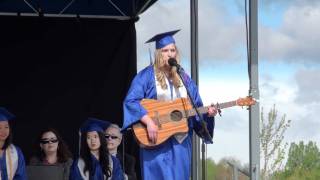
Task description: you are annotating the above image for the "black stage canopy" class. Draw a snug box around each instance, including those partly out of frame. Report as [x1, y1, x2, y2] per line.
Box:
[0, 0, 157, 19]
[0, 15, 137, 159]
[0, 1, 158, 178]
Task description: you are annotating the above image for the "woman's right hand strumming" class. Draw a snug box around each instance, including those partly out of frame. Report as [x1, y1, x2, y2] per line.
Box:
[141, 115, 158, 144]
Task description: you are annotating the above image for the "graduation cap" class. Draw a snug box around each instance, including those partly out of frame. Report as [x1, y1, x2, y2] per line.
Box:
[0, 107, 15, 121]
[80, 117, 111, 133]
[145, 29, 180, 49]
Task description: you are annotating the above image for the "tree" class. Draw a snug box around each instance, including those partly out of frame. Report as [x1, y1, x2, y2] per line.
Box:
[273, 141, 320, 179]
[205, 157, 249, 180]
[206, 158, 216, 180]
[286, 141, 320, 172]
[210, 157, 249, 180]
[260, 105, 291, 179]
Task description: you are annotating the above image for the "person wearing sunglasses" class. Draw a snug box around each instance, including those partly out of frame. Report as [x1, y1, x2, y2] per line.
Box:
[105, 124, 137, 180]
[70, 117, 124, 180]
[0, 107, 27, 180]
[29, 127, 73, 180]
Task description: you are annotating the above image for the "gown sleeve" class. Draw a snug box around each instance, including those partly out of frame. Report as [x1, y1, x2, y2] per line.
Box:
[69, 159, 84, 180]
[122, 66, 154, 130]
[111, 155, 124, 180]
[13, 146, 27, 180]
[182, 72, 215, 144]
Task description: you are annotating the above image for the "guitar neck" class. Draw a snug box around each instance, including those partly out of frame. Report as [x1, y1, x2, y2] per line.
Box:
[187, 100, 237, 117]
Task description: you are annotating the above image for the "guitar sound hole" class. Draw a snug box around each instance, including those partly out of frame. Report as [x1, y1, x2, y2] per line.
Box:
[170, 110, 183, 121]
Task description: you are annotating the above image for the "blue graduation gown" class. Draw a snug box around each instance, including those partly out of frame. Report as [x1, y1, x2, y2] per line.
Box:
[123, 66, 215, 180]
[0, 144, 27, 180]
[70, 154, 124, 180]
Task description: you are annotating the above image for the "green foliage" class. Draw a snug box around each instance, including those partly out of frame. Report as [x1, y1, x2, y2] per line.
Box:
[273, 141, 320, 179]
[273, 166, 320, 180]
[206, 157, 249, 180]
[206, 158, 216, 180]
[260, 105, 291, 179]
[287, 141, 320, 171]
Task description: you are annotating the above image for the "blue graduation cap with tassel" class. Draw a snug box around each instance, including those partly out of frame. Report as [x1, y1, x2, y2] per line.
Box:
[80, 117, 111, 133]
[0, 107, 15, 121]
[145, 29, 180, 49]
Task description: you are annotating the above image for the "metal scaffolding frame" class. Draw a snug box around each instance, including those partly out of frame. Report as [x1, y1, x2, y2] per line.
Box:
[190, 0, 259, 179]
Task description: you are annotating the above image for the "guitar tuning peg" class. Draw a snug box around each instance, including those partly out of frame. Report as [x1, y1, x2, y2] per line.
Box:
[218, 109, 222, 117]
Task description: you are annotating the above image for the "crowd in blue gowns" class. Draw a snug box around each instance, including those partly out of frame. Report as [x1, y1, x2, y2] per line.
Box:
[0, 140, 125, 180]
[1, 30, 216, 180]
[0, 65, 214, 180]
[123, 66, 215, 180]
[0, 107, 27, 180]
[0, 145, 27, 180]
[0, 108, 125, 180]
[69, 117, 125, 180]
[70, 154, 124, 180]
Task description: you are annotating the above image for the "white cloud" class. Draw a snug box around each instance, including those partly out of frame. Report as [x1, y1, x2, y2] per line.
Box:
[294, 69, 320, 104]
[200, 79, 251, 163]
[136, 0, 248, 68]
[260, 70, 320, 160]
[259, 2, 320, 63]
[136, 0, 320, 164]
[198, 1, 246, 61]
[201, 65, 320, 163]
[259, 27, 297, 61]
[138, 0, 320, 65]
[207, 129, 249, 164]
[261, 0, 320, 7]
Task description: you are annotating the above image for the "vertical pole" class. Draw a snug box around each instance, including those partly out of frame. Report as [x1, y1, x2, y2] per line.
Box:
[233, 166, 239, 180]
[227, 162, 239, 180]
[249, 0, 260, 179]
[190, 0, 201, 180]
[202, 142, 207, 180]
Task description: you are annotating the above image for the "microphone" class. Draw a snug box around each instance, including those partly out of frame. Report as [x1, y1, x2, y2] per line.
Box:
[168, 58, 182, 71]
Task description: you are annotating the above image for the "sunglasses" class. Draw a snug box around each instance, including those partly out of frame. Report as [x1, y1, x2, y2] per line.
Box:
[105, 135, 118, 140]
[40, 139, 59, 144]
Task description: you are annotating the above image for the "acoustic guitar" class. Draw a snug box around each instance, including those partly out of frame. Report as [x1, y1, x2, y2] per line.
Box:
[132, 96, 256, 148]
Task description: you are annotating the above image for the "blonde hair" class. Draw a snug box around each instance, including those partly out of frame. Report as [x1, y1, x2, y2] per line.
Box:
[153, 45, 182, 90]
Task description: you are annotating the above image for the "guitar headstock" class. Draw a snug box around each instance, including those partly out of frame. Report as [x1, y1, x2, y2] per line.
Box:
[236, 96, 256, 106]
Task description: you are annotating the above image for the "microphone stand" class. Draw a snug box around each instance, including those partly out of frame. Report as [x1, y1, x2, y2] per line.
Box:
[174, 65, 212, 142]
[170, 58, 212, 180]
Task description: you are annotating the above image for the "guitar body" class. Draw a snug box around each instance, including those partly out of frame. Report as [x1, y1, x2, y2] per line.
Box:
[131, 96, 255, 148]
[132, 98, 192, 148]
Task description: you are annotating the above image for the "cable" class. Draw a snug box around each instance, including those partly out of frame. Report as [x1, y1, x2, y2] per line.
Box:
[245, 0, 251, 88]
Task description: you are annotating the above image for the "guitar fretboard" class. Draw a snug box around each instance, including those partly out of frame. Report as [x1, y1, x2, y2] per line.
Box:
[187, 100, 237, 117]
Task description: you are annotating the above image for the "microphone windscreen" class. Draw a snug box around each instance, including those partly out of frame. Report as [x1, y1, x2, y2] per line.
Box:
[168, 58, 177, 67]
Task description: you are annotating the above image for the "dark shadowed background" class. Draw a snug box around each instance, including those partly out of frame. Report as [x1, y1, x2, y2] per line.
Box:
[0, 16, 141, 177]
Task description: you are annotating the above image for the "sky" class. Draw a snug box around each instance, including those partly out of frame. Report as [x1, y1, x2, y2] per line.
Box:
[135, 0, 320, 165]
